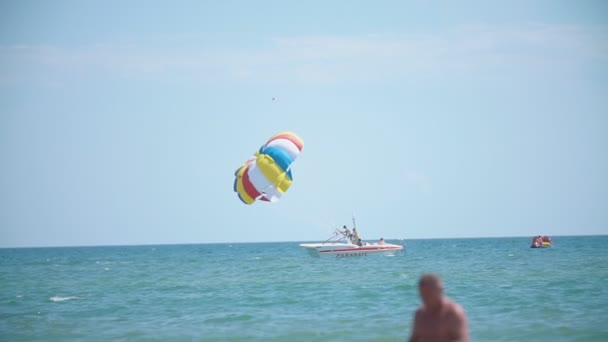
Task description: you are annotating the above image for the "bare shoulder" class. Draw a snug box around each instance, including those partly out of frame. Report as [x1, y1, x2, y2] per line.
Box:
[446, 299, 469, 341]
[412, 306, 428, 325]
[414, 306, 427, 318]
[410, 306, 425, 342]
[447, 299, 466, 316]
[445, 299, 468, 327]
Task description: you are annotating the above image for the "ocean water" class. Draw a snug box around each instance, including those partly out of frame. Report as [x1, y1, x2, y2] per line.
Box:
[1, 236, 607, 341]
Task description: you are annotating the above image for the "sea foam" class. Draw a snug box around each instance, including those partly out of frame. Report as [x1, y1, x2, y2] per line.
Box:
[49, 296, 79, 302]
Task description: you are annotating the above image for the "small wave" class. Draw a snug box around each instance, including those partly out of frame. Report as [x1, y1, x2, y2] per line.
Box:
[49, 296, 79, 302]
[204, 314, 254, 324]
[508, 254, 514, 257]
[96, 261, 113, 265]
[16, 295, 23, 298]
[104, 267, 110, 271]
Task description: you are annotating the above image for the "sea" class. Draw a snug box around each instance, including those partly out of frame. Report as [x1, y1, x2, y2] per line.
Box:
[1, 236, 607, 341]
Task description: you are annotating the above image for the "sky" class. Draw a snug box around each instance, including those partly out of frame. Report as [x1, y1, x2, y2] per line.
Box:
[1, 1, 607, 247]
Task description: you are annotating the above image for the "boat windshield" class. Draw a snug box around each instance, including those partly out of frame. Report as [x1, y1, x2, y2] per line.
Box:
[325, 228, 365, 245]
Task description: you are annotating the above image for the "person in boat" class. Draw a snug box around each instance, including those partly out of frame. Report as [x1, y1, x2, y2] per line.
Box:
[351, 228, 363, 246]
[531, 236, 542, 248]
[409, 273, 469, 342]
[352, 228, 360, 241]
[341, 225, 351, 238]
[378, 237, 385, 245]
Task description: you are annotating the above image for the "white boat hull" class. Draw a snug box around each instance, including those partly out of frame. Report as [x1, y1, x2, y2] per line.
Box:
[299, 242, 404, 258]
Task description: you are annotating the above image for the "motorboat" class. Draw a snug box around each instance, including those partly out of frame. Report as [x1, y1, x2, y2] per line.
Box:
[299, 227, 404, 258]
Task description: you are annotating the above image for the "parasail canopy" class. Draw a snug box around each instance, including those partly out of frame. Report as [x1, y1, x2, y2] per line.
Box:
[233, 131, 304, 204]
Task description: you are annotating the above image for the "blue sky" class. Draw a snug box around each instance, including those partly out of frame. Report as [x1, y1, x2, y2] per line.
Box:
[1, 1, 607, 247]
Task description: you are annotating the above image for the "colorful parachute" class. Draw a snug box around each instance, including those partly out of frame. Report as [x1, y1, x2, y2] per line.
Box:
[234, 132, 304, 204]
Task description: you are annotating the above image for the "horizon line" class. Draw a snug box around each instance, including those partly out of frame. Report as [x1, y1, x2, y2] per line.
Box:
[1, 233, 606, 250]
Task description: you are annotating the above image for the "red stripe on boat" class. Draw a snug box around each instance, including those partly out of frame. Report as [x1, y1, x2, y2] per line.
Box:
[319, 246, 402, 253]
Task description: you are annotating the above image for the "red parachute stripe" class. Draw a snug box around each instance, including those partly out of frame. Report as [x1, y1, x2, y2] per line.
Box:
[241, 165, 261, 200]
[266, 133, 303, 151]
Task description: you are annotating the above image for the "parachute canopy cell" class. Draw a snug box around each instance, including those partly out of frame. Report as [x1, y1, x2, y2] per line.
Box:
[234, 132, 304, 204]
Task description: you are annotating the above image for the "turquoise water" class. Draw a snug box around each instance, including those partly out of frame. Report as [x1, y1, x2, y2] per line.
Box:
[1, 236, 607, 341]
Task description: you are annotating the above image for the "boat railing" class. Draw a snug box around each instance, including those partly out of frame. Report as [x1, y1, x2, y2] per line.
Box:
[322, 229, 354, 244]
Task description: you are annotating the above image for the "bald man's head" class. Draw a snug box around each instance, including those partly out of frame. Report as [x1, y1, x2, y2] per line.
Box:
[418, 273, 444, 309]
[419, 273, 443, 289]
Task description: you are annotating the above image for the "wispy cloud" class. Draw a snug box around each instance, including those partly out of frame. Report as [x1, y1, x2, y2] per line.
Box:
[1, 24, 606, 86]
